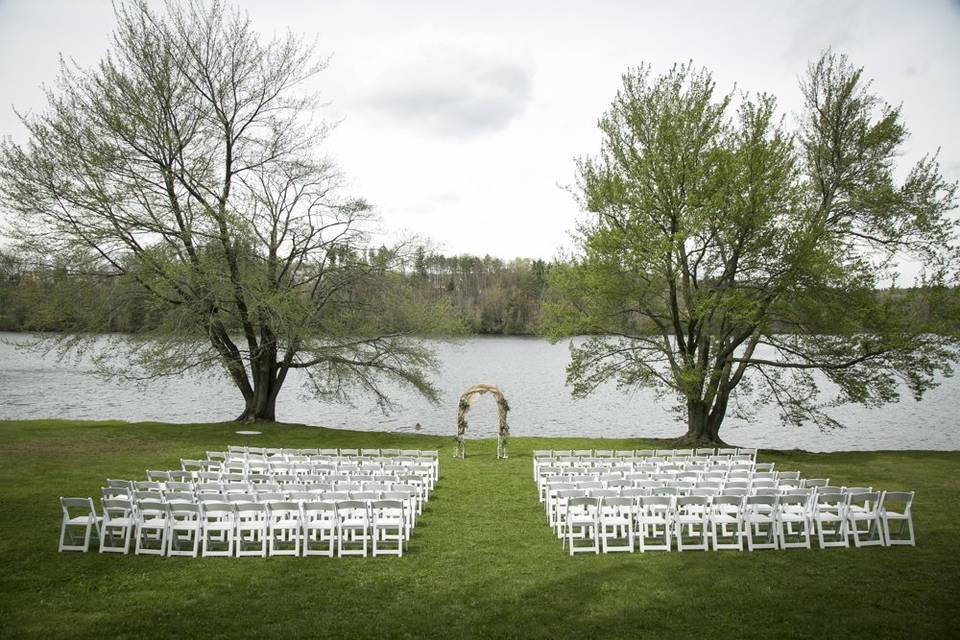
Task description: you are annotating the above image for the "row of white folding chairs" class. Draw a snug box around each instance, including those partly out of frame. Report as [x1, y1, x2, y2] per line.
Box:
[534, 458, 766, 481]
[126, 489, 421, 525]
[211, 451, 440, 478]
[534, 447, 759, 459]
[106, 483, 427, 516]
[538, 459, 771, 473]
[60, 497, 408, 557]
[192, 457, 435, 470]
[136, 473, 431, 495]
[559, 490, 915, 554]
[144, 468, 435, 492]
[544, 483, 831, 529]
[537, 470, 801, 502]
[538, 468, 789, 488]
[129, 473, 433, 500]
[200, 458, 440, 482]
[224, 445, 439, 458]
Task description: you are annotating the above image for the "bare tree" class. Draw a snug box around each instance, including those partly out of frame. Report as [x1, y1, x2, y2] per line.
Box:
[0, 0, 450, 421]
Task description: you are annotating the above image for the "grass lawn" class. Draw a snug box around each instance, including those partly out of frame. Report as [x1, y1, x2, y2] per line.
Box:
[1, 419, 958, 639]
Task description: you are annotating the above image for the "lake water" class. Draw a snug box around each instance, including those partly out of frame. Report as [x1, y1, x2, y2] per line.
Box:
[0, 332, 956, 451]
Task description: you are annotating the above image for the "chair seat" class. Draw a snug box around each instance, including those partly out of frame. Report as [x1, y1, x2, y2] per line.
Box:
[105, 518, 135, 527]
[140, 517, 167, 526]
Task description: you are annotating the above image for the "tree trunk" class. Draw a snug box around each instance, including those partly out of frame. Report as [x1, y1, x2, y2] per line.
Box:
[677, 399, 728, 446]
[235, 357, 284, 423]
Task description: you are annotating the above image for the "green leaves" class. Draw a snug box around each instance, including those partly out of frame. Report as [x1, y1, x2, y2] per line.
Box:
[545, 52, 959, 440]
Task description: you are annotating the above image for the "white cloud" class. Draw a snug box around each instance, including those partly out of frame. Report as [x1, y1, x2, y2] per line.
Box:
[354, 29, 533, 137]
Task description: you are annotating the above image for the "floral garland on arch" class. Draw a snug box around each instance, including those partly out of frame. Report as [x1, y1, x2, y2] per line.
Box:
[455, 384, 510, 459]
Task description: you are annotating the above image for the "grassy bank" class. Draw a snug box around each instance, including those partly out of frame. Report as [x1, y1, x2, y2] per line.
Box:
[1, 419, 958, 639]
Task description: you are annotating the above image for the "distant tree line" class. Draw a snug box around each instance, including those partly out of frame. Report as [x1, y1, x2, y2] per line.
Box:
[3, 246, 958, 337]
[0, 248, 556, 335]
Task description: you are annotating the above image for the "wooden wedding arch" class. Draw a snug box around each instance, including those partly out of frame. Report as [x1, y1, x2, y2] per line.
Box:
[455, 384, 509, 459]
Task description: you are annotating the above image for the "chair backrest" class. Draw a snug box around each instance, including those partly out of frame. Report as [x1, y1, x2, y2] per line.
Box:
[676, 495, 708, 508]
[601, 496, 634, 509]
[168, 503, 201, 517]
[164, 491, 195, 504]
[567, 496, 599, 511]
[745, 495, 777, 507]
[803, 478, 830, 488]
[101, 498, 134, 519]
[268, 501, 301, 517]
[842, 486, 873, 495]
[817, 492, 845, 506]
[879, 491, 914, 513]
[640, 495, 672, 509]
[372, 499, 404, 514]
[235, 503, 267, 516]
[753, 488, 779, 497]
[303, 501, 337, 516]
[690, 488, 718, 498]
[712, 494, 743, 508]
[60, 496, 97, 520]
[337, 500, 368, 517]
[255, 492, 285, 504]
[652, 486, 679, 497]
[107, 479, 134, 489]
[138, 500, 167, 517]
[778, 493, 809, 508]
[102, 486, 129, 499]
[721, 487, 748, 497]
[847, 491, 881, 510]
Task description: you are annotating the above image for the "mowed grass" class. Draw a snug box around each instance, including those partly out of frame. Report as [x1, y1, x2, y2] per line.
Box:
[1, 419, 958, 639]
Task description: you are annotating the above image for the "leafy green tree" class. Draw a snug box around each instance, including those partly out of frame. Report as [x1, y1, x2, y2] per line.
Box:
[543, 54, 958, 444]
[0, 0, 453, 421]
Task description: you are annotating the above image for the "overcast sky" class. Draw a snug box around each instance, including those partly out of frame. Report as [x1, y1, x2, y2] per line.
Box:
[1, 0, 958, 264]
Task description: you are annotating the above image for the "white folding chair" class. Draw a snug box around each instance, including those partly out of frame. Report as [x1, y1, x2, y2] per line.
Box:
[235, 503, 268, 557]
[553, 489, 586, 539]
[844, 491, 884, 547]
[372, 500, 405, 557]
[99, 498, 135, 554]
[709, 495, 744, 551]
[134, 501, 169, 556]
[337, 500, 370, 557]
[814, 493, 849, 548]
[267, 502, 303, 557]
[58, 497, 101, 553]
[878, 491, 915, 547]
[167, 503, 202, 558]
[565, 497, 600, 555]
[637, 495, 672, 552]
[743, 495, 778, 551]
[598, 497, 635, 553]
[303, 502, 338, 557]
[201, 502, 236, 557]
[674, 495, 709, 551]
[776, 493, 812, 549]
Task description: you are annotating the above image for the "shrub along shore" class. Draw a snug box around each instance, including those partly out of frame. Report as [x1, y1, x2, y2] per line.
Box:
[1, 419, 958, 639]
